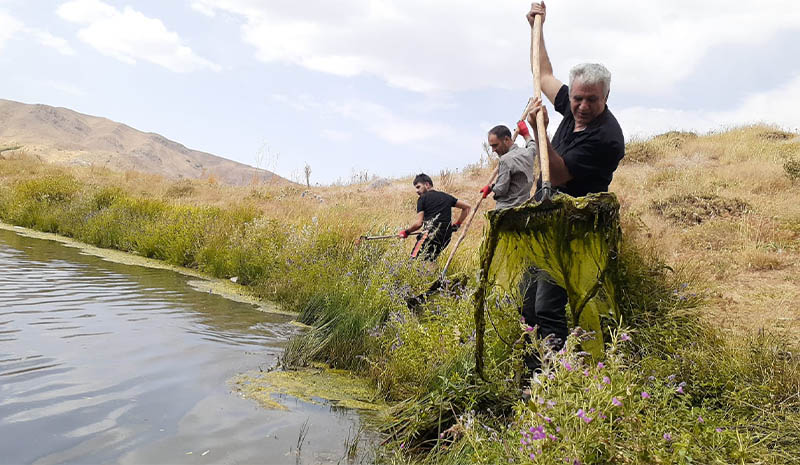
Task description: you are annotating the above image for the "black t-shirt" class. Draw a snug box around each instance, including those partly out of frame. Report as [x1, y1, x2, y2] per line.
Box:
[417, 190, 457, 227]
[547, 85, 625, 197]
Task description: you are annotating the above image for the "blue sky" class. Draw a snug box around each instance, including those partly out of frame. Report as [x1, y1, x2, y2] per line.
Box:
[1, 0, 799, 184]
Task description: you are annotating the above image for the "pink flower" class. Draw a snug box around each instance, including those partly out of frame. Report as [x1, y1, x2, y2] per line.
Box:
[697, 416, 704, 423]
[525, 326, 535, 332]
[602, 376, 611, 385]
[619, 333, 631, 342]
[641, 391, 651, 399]
[663, 433, 672, 441]
[597, 362, 605, 369]
[676, 386, 685, 394]
[612, 397, 623, 407]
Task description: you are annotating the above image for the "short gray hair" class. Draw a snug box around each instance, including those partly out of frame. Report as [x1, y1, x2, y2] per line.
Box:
[569, 63, 611, 98]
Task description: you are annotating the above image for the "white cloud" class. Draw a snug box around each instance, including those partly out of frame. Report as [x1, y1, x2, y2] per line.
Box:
[0, 10, 75, 56]
[618, 73, 800, 137]
[191, 0, 800, 95]
[0, 10, 24, 49]
[32, 30, 75, 56]
[270, 93, 457, 145]
[57, 0, 220, 72]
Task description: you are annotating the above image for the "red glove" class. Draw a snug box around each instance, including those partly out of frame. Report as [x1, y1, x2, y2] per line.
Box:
[479, 185, 492, 199]
[398, 229, 409, 238]
[517, 120, 530, 137]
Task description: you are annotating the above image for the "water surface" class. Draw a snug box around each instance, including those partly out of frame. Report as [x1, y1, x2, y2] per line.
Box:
[0, 228, 372, 464]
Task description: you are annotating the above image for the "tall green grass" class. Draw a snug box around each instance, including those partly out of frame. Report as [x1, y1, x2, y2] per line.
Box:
[0, 171, 798, 464]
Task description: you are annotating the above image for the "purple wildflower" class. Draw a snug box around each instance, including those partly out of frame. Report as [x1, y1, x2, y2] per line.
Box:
[663, 433, 672, 441]
[583, 368, 590, 377]
[641, 391, 651, 399]
[562, 360, 573, 371]
[612, 397, 623, 407]
[576, 409, 593, 424]
[525, 326, 535, 332]
[676, 385, 685, 394]
[602, 376, 611, 385]
[619, 333, 631, 342]
[597, 362, 605, 369]
[698, 416, 704, 423]
[716, 428, 724, 433]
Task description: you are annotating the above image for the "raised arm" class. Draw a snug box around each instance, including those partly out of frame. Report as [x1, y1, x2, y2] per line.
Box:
[527, 2, 563, 104]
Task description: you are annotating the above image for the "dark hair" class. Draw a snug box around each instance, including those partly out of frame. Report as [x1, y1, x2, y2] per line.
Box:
[488, 125, 512, 140]
[413, 173, 433, 186]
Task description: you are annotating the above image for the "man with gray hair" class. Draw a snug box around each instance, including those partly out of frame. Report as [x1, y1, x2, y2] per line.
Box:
[519, 1, 625, 374]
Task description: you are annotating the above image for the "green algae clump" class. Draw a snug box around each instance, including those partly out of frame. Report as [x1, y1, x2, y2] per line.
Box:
[474, 192, 622, 371]
[231, 365, 383, 411]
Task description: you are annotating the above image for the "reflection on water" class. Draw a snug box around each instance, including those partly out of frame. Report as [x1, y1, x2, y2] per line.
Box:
[0, 228, 374, 464]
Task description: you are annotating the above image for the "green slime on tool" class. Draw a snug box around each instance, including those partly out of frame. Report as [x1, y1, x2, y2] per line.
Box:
[474, 192, 622, 376]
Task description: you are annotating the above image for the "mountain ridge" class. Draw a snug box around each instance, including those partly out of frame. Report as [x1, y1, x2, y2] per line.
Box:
[0, 98, 286, 186]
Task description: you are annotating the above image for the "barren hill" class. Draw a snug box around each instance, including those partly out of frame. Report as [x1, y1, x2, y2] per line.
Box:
[0, 99, 286, 186]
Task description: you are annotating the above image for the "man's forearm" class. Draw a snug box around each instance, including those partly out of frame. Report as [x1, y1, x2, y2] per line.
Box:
[455, 207, 470, 225]
[545, 139, 572, 186]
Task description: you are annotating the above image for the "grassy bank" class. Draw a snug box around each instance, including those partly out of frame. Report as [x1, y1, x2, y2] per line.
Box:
[1, 126, 799, 463]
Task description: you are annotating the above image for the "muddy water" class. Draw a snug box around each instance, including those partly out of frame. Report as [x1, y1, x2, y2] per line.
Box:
[0, 228, 373, 465]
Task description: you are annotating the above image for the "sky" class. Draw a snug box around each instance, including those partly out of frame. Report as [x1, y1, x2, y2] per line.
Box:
[1, 0, 799, 184]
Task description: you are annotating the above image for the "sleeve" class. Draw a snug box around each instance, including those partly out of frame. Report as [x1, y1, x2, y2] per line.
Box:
[416, 195, 425, 213]
[447, 193, 458, 207]
[554, 85, 570, 117]
[525, 138, 538, 158]
[493, 157, 511, 197]
[562, 133, 624, 181]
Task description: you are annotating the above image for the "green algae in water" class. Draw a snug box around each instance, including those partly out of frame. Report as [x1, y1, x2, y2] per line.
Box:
[474, 193, 622, 372]
[231, 365, 383, 411]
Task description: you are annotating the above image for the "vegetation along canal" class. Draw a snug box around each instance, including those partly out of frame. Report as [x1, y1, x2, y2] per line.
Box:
[0, 227, 375, 464]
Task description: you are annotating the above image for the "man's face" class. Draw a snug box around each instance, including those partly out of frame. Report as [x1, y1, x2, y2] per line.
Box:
[569, 80, 607, 128]
[414, 182, 431, 196]
[488, 134, 513, 156]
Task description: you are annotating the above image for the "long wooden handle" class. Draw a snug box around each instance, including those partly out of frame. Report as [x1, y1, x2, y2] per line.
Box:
[440, 168, 499, 276]
[531, 15, 550, 186]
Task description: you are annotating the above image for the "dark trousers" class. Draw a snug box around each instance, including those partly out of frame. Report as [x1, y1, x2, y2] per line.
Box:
[520, 269, 569, 372]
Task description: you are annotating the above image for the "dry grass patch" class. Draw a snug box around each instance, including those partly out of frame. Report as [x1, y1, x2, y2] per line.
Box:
[651, 193, 750, 226]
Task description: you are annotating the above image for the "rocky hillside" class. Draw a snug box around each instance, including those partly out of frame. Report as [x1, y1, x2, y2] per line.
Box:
[0, 99, 286, 186]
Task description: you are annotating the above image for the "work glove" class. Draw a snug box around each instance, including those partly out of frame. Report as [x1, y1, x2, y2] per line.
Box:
[517, 120, 530, 138]
[479, 184, 492, 199]
[398, 229, 409, 239]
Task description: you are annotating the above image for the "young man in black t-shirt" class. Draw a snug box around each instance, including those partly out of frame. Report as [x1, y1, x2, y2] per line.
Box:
[398, 173, 472, 261]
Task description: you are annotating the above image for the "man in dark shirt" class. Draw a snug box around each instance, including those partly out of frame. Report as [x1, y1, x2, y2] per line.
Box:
[399, 173, 472, 261]
[519, 1, 625, 372]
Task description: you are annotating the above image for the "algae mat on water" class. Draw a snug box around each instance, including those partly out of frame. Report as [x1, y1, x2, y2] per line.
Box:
[231, 365, 383, 411]
[474, 193, 622, 371]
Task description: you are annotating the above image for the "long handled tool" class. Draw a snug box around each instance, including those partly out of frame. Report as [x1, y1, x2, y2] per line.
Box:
[530, 13, 552, 201]
[359, 232, 421, 241]
[356, 231, 420, 247]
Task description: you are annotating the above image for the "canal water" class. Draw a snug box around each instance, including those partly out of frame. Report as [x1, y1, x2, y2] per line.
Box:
[0, 227, 373, 464]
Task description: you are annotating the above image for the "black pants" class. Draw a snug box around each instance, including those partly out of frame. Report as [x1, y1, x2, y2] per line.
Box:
[520, 268, 568, 372]
[411, 227, 454, 261]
